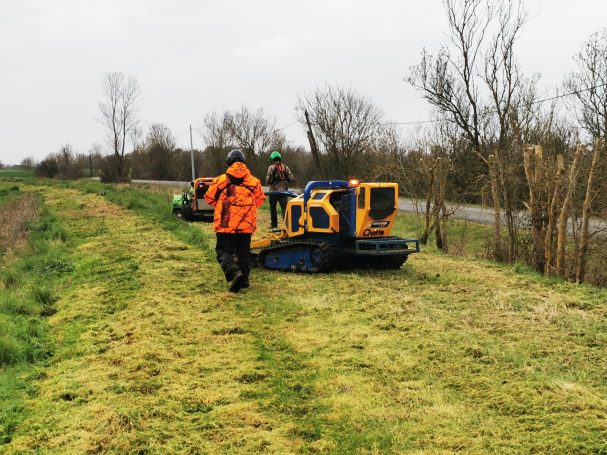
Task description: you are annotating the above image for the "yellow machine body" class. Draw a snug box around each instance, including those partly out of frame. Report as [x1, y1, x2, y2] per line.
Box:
[251, 180, 419, 272]
[353, 182, 398, 238]
[282, 183, 399, 239]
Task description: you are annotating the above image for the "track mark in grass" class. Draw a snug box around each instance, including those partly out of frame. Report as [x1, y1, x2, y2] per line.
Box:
[236, 371, 268, 384]
[212, 326, 247, 335]
[233, 324, 334, 450]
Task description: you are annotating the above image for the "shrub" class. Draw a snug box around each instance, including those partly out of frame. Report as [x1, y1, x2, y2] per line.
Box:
[35, 157, 59, 178]
[99, 155, 130, 183]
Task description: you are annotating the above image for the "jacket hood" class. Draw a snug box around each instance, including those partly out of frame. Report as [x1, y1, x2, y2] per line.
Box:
[226, 162, 250, 178]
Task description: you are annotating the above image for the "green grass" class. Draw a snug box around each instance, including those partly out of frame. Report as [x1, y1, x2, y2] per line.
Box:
[0, 189, 75, 444]
[1, 182, 606, 453]
[76, 180, 212, 252]
[0, 169, 34, 178]
[0, 186, 23, 206]
[391, 209, 491, 258]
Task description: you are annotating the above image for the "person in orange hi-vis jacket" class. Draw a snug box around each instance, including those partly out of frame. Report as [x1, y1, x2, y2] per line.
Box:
[204, 149, 265, 292]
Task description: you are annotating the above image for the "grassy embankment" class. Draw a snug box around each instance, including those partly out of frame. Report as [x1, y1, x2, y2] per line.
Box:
[0, 178, 606, 453]
[0, 183, 72, 444]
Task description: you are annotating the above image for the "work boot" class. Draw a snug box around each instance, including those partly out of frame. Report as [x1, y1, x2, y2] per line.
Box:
[229, 271, 246, 293]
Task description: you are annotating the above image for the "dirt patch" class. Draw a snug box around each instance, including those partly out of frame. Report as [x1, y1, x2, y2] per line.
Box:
[0, 193, 39, 254]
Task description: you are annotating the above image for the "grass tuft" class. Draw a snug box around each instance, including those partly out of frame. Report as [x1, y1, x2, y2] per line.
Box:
[0, 335, 23, 366]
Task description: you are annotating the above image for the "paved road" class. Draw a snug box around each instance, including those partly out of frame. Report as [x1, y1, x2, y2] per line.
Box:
[397, 199, 497, 225]
[128, 178, 606, 234]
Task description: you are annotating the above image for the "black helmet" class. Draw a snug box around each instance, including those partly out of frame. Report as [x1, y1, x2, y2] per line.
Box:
[226, 149, 246, 165]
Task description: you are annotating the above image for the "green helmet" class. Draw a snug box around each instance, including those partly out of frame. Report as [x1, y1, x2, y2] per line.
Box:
[270, 151, 282, 162]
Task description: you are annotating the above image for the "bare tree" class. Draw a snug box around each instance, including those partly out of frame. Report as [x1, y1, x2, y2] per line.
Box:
[202, 111, 232, 151]
[225, 107, 285, 158]
[201, 107, 285, 177]
[556, 144, 584, 277]
[417, 126, 456, 251]
[366, 123, 403, 180]
[567, 29, 607, 139]
[146, 123, 176, 180]
[407, 0, 488, 150]
[129, 124, 144, 155]
[35, 144, 80, 179]
[522, 144, 546, 270]
[383, 123, 457, 251]
[564, 30, 607, 282]
[543, 153, 565, 276]
[35, 156, 58, 178]
[407, 0, 532, 262]
[201, 111, 233, 176]
[90, 142, 103, 156]
[415, 154, 453, 250]
[98, 72, 141, 182]
[20, 157, 36, 169]
[297, 84, 384, 179]
[576, 138, 604, 283]
[56, 144, 82, 180]
[128, 124, 178, 180]
[147, 123, 176, 151]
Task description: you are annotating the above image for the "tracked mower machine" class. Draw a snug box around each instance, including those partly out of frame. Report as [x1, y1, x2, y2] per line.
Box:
[251, 180, 420, 272]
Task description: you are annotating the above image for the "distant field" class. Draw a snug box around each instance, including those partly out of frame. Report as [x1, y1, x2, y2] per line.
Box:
[0, 169, 34, 178]
[0, 179, 605, 453]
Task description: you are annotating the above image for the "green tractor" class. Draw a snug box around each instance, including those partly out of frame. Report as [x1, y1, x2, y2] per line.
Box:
[172, 177, 215, 221]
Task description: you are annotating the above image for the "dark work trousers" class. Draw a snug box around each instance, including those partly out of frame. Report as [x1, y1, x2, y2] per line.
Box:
[269, 194, 288, 228]
[215, 233, 252, 283]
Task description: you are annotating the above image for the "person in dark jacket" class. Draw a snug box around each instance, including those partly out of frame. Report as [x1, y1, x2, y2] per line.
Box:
[266, 150, 295, 229]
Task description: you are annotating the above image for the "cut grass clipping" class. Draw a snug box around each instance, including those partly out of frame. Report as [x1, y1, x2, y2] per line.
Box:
[2, 181, 607, 453]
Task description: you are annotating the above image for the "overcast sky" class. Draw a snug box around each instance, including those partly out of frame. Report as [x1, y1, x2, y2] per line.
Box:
[1, 0, 606, 164]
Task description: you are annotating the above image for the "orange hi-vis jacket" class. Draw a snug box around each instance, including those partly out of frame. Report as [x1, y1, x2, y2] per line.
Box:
[204, 162, 265, 233]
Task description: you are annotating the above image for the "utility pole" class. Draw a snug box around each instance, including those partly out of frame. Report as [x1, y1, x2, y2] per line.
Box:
[304, 110, 325, 179]
[89, 152, 93, 177]
[189, 124, 196, 181]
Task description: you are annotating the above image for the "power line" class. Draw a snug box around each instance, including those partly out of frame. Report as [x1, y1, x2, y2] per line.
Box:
[385, 119, 441, 126]
[387, 82, 607, 127]
[277, 121, 299, 130]
[529, 82, 607, 105]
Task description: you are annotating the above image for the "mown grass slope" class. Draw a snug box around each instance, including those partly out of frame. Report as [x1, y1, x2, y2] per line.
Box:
[2, 181, 606, 453]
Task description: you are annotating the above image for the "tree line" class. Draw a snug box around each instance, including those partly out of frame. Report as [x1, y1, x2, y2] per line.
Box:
[398, 0, 607, 286]
[27, 0, 607, 285]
